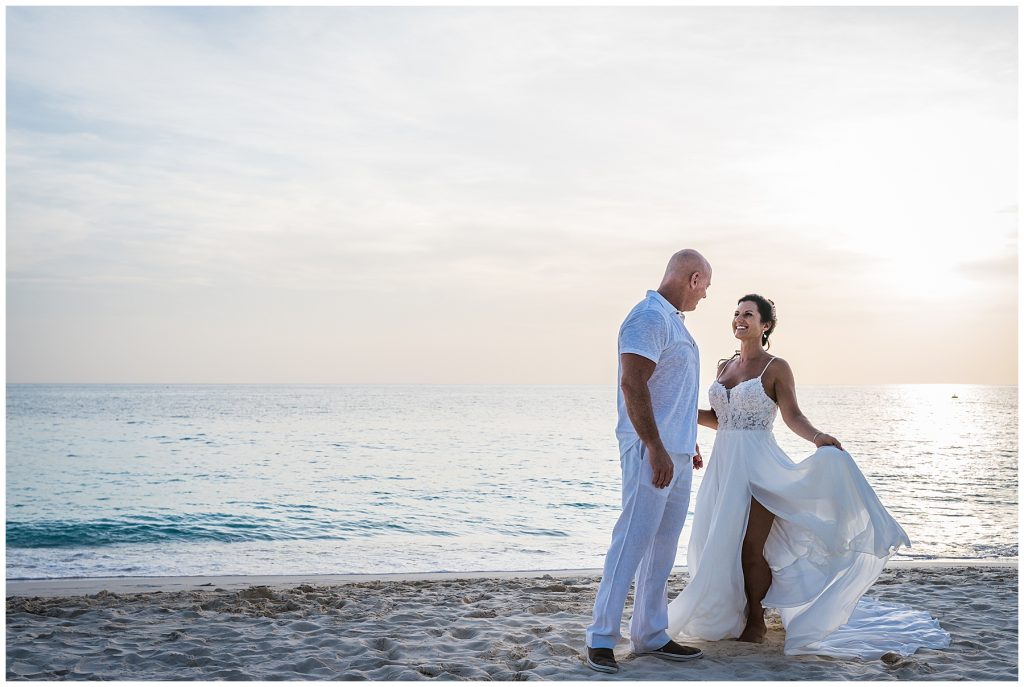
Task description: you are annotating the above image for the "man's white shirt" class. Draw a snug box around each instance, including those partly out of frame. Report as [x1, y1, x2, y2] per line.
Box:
[615, 290, 700, 456]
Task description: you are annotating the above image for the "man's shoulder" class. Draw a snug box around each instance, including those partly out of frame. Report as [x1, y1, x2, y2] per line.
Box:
[623, 297, 669, 322]
[620, 305, 671, 335]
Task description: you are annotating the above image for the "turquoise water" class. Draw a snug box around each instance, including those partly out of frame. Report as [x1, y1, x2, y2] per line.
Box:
[6, 384, 1017, 579]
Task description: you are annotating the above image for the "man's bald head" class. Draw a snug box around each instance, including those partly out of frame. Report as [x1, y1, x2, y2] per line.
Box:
[658, 249, 712, 312]
[662, 249, 710, 284]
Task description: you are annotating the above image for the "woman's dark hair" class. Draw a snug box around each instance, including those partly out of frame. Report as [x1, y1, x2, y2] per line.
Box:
[737, 294, 777, 349]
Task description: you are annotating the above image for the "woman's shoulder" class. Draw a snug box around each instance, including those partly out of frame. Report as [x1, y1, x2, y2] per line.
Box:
[716, 354, 738, 371]
[765, 356, 794, 380]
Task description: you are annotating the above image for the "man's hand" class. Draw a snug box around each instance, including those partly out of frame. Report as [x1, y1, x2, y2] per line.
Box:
[648, 445, 674, 489]
[692, 444, 703, 470]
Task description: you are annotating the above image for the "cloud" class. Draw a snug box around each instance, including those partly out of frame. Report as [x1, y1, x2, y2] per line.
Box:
[6, 6, 1017, 382]
[957, 255, 1018, 281]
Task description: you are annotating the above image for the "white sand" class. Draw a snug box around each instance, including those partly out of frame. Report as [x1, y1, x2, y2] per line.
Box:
[6, 561, 1017, 680]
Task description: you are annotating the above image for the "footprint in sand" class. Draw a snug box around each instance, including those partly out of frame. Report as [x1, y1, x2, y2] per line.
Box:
[464, 609, 498, 618]
[449, 626, 479, 639]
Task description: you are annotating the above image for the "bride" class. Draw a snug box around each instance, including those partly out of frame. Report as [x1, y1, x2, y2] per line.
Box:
[666, 294, 951, 659]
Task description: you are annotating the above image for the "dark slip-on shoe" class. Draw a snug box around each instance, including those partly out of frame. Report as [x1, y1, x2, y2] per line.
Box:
[586, 646, 619, 673]
[640, 640, 704, 661]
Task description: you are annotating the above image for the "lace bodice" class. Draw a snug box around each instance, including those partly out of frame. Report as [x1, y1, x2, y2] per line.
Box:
[709, 377, 778, 431]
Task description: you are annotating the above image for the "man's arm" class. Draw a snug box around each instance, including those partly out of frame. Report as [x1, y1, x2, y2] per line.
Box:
[619, 353, 674, 489]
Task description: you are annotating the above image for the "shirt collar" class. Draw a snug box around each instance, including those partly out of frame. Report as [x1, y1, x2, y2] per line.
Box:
[647, 290, 685, 320]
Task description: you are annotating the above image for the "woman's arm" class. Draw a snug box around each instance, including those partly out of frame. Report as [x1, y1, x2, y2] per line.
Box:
[770, 358, 843, 450]
[697, 357, 732, 431]
[698, 408, 718, 430]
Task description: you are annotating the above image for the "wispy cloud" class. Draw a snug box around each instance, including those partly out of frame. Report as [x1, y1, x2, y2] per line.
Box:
[7, 6, 1017, 383]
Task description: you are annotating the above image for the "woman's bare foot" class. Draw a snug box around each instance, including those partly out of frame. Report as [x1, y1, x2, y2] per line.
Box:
[737, 621, 767, 643]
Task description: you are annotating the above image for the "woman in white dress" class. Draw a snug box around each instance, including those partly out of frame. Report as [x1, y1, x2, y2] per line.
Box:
[666, 294, 950, 659]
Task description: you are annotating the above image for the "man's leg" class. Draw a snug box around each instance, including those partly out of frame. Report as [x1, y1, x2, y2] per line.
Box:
[587, 443, 672, 650]
[630, 453, 693, 652]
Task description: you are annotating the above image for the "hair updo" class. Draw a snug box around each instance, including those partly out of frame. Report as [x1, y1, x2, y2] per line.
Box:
[738, 294, 777, 350]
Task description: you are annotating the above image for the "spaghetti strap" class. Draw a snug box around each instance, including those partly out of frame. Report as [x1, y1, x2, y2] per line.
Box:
[716, 355, 737, 381]
[758, 357, 776, 378]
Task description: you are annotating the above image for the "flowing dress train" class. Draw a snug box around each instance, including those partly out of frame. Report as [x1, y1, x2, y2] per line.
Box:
[666, 363, 951, 659]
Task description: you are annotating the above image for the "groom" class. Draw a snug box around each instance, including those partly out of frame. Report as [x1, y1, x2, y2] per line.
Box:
[585, 249, 711, 674]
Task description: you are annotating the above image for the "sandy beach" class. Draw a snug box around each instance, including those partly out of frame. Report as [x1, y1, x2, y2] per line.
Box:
[6, 561, 1017, 680]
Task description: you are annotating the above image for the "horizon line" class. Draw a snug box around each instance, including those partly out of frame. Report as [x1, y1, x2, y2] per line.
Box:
[5, 381, 1017, 387]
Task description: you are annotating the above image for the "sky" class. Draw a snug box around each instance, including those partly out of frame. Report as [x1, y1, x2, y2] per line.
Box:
[6, 6, 1018, 385]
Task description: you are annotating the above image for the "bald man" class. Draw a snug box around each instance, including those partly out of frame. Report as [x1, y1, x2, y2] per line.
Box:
[585, 249, 711, 673]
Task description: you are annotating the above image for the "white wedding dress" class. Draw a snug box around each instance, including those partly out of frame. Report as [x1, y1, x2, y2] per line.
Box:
[666, 363, 951, 659]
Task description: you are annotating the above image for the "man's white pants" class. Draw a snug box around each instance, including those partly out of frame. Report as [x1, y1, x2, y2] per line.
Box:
[586, 442, 693, 653]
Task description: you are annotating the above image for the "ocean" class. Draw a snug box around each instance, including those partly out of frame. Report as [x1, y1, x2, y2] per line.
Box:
[6, 384, 1017, 580]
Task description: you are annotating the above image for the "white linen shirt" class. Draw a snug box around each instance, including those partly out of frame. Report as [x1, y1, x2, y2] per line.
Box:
[615, 290, 700, 456]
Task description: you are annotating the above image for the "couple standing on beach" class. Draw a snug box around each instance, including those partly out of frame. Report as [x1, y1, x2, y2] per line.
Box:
[585, 249, 951, 674]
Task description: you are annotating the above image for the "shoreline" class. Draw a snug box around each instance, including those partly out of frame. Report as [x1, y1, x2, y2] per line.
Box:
[6, 558, 1016, 598]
